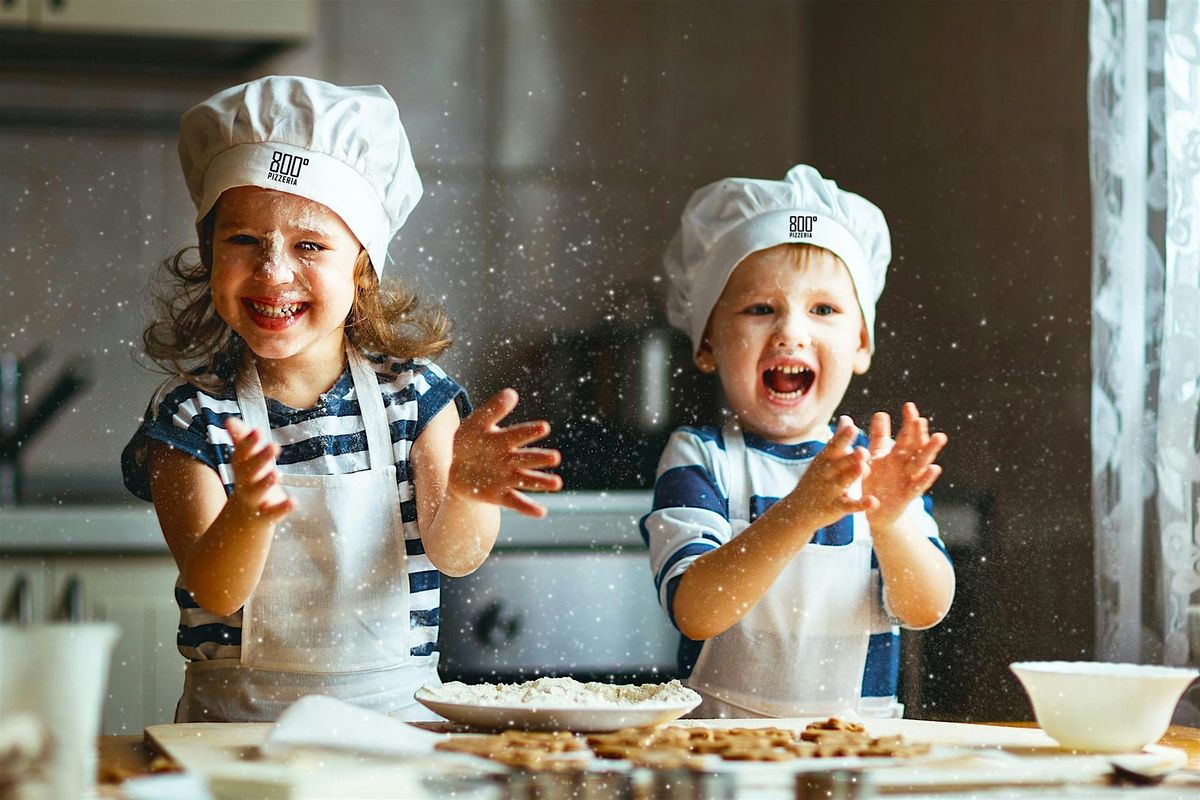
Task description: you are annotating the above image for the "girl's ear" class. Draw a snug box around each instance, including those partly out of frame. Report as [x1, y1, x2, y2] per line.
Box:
[852, 323, 872, 375]
[694, 339, 718, 374]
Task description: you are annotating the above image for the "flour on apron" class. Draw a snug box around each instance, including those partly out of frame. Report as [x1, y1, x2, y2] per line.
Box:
[687, 422, 872, 718]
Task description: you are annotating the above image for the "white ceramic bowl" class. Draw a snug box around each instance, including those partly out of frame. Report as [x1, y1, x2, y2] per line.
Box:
[1010, 661, 1199, 753]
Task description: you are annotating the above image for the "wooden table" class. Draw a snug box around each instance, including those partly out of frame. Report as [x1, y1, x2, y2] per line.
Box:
[997, 722, 1200, 770]
[1167, 724, 1200, 769]
[100, 724, 1200, 781]
[99, 735, 162, 783]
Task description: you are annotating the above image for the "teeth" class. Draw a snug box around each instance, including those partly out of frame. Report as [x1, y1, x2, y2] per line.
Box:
[764, 365, 811, 401]
[249, 300, 303, 318]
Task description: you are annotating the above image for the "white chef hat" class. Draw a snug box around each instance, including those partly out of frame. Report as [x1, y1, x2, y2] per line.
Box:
[664, 164, 891, 354]
[178, 75, 422, 275]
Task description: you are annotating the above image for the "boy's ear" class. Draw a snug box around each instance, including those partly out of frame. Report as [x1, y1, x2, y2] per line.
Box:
[694, 339, 717, 374]
[852, 323, 872, 375]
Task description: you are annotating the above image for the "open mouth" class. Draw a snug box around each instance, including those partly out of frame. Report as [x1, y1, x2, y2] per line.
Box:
[242, 298, 310, 329]
[762, 365, 815, 400]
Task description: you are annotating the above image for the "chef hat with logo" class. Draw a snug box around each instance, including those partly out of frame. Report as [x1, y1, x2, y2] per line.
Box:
[178, 75, 422, 275]
[664, 164, 891, 355]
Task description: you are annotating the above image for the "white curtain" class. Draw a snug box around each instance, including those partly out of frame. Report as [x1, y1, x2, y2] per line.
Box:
[1090, 0, 1200, 719]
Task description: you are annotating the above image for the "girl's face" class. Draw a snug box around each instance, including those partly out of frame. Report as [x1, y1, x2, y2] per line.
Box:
[697, 244, 871, 444]
[210, 186, 362, 367]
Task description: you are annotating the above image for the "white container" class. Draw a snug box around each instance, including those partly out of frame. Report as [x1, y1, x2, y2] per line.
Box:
[1010, 660, 1199, 753]
[0, 623, 119, 799]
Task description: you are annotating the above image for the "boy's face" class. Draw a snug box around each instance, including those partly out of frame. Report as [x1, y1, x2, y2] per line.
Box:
[210, 185, 362, 367]
[697, 244, 871, 444]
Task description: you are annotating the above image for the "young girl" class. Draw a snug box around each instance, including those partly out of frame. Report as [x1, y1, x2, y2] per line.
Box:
[121, 76, 561, 722]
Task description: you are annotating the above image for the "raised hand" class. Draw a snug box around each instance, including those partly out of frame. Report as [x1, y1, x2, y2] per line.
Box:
[224, 416, 294, 523]
[788, 416, 879, 529]
[448, 388, 562, 518]
[862, 402, 947, 531]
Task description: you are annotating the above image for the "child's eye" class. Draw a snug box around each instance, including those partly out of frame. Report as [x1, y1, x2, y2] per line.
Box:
[226, 234, 257, 246]
[743, 303, 774, 316]
[811, 303, 838, 317]
[297, 241, 326, 252]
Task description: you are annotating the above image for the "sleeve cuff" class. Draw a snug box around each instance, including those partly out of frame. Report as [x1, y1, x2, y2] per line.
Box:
[121, 419, 220, 501]
[414, 373, 470, 439]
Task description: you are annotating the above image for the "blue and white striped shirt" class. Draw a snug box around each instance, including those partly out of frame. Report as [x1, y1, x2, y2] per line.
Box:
[640, 425, 950, 706]
[121, 352, 469, 666]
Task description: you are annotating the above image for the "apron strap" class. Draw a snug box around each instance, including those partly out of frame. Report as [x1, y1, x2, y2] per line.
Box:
[235, 358, 272, 435]
[721, 421, 750, 525]
[346, 348, 393, 472]
[234, 346, 393, 474]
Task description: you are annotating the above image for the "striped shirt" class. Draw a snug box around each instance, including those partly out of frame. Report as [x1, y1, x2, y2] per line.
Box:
[639, 425, 950, 707]
[121, 352, 468, 666]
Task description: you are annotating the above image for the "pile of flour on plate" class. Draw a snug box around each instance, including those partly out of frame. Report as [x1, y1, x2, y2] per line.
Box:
[425, 677, 699, 707]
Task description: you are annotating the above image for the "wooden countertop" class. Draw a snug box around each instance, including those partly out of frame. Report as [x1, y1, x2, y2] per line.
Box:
[99, 735, 163, 784]
[1007, 722, 1199, 769]
[1167, 724, 1200, 768]
[99, 723, 1200, 786]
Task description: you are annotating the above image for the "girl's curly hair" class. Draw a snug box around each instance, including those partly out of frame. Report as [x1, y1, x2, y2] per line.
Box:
[142, 212, 452, 390]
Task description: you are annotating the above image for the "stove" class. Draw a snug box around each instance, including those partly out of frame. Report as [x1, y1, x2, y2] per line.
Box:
[437, 491, 679, 683]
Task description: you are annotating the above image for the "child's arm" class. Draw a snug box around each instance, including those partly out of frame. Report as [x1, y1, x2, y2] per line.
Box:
[148, 417, 295, 617]
[412, 388, 561, 577]
[862, 402, 954, 629]
[671, 418, 877, 641]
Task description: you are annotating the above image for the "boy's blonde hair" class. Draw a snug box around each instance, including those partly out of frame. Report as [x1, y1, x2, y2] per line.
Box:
[141, 211, 452, 391]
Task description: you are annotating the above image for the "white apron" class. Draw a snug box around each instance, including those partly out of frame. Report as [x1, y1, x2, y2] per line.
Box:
[686, 422, 873, 719]
[177, 348, 441, 722]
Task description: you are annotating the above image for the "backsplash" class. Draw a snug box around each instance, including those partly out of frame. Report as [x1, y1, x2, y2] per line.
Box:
[1, 1, 805, 496]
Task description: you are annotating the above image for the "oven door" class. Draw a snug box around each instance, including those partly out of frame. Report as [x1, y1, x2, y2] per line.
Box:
[438, 549, 680, 683]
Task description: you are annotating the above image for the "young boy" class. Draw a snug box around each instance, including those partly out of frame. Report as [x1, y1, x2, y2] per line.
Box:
[644, 165, 955, 719]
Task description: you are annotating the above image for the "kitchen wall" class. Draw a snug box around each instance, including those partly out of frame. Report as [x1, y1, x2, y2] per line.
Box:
[318, 1, 807, 487]
[801, 0, 1093, 720]
[0, 73, 224, 501]
[1, 0, 1093, 721]
[1, 0, 805, 498]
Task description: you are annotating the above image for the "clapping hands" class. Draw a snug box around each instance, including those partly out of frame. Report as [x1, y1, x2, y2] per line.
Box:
[224, 416, 294, 523]
[448, 388, 562, 517]
[862, 402, 947, 532]
[788, 416, 879, 530]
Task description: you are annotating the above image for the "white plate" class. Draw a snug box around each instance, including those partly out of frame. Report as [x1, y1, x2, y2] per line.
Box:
[414, 688, 701, 732]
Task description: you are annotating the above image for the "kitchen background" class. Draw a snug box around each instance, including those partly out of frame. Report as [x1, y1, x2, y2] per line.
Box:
[1, 0, 1091, 726]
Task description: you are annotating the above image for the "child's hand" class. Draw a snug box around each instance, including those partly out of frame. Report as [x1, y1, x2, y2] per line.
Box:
[449, 388, 562, 518]
[225, 416, 294, 523]
[787, 416, 878, 530]
[862, 402, 947, 532]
